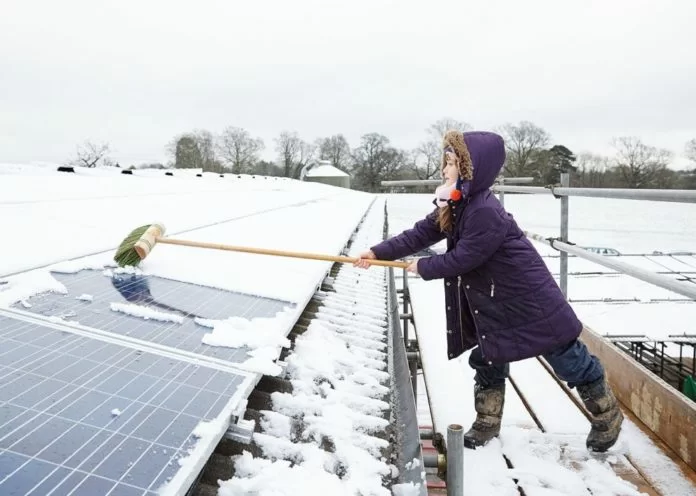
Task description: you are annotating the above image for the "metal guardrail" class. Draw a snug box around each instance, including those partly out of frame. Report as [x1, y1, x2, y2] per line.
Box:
[381, 176, 535, 188]
[498, 173, 696, 301]
[492, 184, 696, 203]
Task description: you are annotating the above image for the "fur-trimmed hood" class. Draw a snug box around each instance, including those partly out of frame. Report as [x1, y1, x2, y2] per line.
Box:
[442, 130, 506, 196]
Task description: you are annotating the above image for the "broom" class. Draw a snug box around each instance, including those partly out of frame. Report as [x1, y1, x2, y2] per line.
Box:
[113, 223, 411, 269]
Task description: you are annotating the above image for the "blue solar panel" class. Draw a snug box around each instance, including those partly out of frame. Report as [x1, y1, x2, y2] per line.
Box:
[0, 314, 249, 495]
[15, 269, 294, 366]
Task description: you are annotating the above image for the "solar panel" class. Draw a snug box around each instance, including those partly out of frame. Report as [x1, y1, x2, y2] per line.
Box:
[15, 269, 294, 366]
[0, 314, 250, 496]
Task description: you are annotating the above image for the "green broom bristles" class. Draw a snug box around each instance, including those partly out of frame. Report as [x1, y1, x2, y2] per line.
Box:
[113, 224, 151, 267]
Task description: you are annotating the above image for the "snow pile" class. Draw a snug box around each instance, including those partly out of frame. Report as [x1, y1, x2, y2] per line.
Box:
[195, 312, 293, 351]
[0, 269, 68, 308]
[219, 200, 399, 495]
[194, 309, 296, 376]
[110, 302, 185, 323]
[391, 482, 422, 496]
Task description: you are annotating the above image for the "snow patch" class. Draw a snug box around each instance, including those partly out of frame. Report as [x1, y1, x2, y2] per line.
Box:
[110, 302, 184, 323]
[0, 270, 67, 308]
[222, 203, 394, 495]
[391, 482, 422, 496]
[197, 312, 293, 350]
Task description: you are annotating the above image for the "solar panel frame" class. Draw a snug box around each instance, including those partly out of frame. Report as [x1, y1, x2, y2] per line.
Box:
[0, 313, 257, 496]
[13, 269, 294, 369]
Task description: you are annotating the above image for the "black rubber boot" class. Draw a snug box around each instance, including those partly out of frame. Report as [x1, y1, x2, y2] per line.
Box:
[577, 376, 624, 452]
[463, 383, 505, 449]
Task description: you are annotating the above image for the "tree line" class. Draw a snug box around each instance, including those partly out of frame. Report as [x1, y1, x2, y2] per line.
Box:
[69, 119, 696, 192]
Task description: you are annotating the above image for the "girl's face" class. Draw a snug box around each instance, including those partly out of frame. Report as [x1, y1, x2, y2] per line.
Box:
[443, 151, 459, 183]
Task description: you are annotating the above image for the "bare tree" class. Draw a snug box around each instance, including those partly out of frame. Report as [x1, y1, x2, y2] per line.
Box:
[275, 131, 315, 178]
[192, 129, 219, 172]
[412, 141, 442, 180]
[573, 152, 612, 187]
[296, 140, 316, 177]
[611, 137, 672, 188]
[275, 131, 301, 178]
[217, 126, 264, 174]
[70, 140, 111, 168]
[428, 117, 472, 142]
[686, 139, 696, 165]
[351, 133, 407, 192]
[497, 121, 551, 177]
[316, 134, 351, 171]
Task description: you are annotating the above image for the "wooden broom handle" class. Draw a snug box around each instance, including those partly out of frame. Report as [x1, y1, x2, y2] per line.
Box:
[156, 237, 412, 269]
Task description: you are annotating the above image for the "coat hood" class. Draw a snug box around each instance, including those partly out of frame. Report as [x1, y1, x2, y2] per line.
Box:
[442, 130, 506, 197]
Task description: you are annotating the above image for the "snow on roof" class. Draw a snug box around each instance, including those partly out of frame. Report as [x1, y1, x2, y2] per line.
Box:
[216, 200, 415, 495]
[305, 164, 349, 177]
[0, 164, 403, 494]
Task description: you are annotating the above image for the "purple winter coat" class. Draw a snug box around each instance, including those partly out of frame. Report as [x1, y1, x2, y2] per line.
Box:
[371, 131, 582, 365]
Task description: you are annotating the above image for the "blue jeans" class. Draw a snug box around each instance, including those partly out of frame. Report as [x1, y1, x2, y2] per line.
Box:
[469, 339, 604, 389]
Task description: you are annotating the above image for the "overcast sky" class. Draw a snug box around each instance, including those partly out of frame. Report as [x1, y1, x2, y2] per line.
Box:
[1, 0, 695, 168]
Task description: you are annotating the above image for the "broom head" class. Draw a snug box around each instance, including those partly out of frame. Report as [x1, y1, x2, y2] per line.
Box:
[114, 223, 166, 267]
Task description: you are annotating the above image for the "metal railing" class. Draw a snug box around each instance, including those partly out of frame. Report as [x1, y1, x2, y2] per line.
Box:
[492, 173, 696, 301]
[381, 176, 535, 189]
[494, 184, 696, 203]
[611, 335, 696, 392]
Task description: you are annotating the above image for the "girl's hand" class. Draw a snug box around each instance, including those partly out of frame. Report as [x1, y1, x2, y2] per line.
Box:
[354, 250, 376, 269]
[406, 259, 420, 276]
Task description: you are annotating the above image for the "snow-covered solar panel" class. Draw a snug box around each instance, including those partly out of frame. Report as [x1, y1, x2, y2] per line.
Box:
[14, 269, 294, 366]
[0, 314, 250, 495]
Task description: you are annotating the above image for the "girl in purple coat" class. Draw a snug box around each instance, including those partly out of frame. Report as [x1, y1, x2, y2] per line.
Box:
[355, 130, 623, 452]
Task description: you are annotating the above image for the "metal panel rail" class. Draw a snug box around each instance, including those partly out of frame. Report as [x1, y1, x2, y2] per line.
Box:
[525, 231, 696, 300]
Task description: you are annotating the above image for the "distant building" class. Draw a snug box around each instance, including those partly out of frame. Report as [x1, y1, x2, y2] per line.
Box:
[301, 160, 351, 188]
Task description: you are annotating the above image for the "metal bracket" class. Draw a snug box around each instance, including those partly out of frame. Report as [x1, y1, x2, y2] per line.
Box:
[545, 183, 563, 199]
[224, 399, 256, 444]
[275, 360, 288, 376]
[224, 418, 256, 444]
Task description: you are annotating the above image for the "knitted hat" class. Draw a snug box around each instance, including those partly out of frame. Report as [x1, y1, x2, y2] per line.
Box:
[442, 130, 473, 181]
